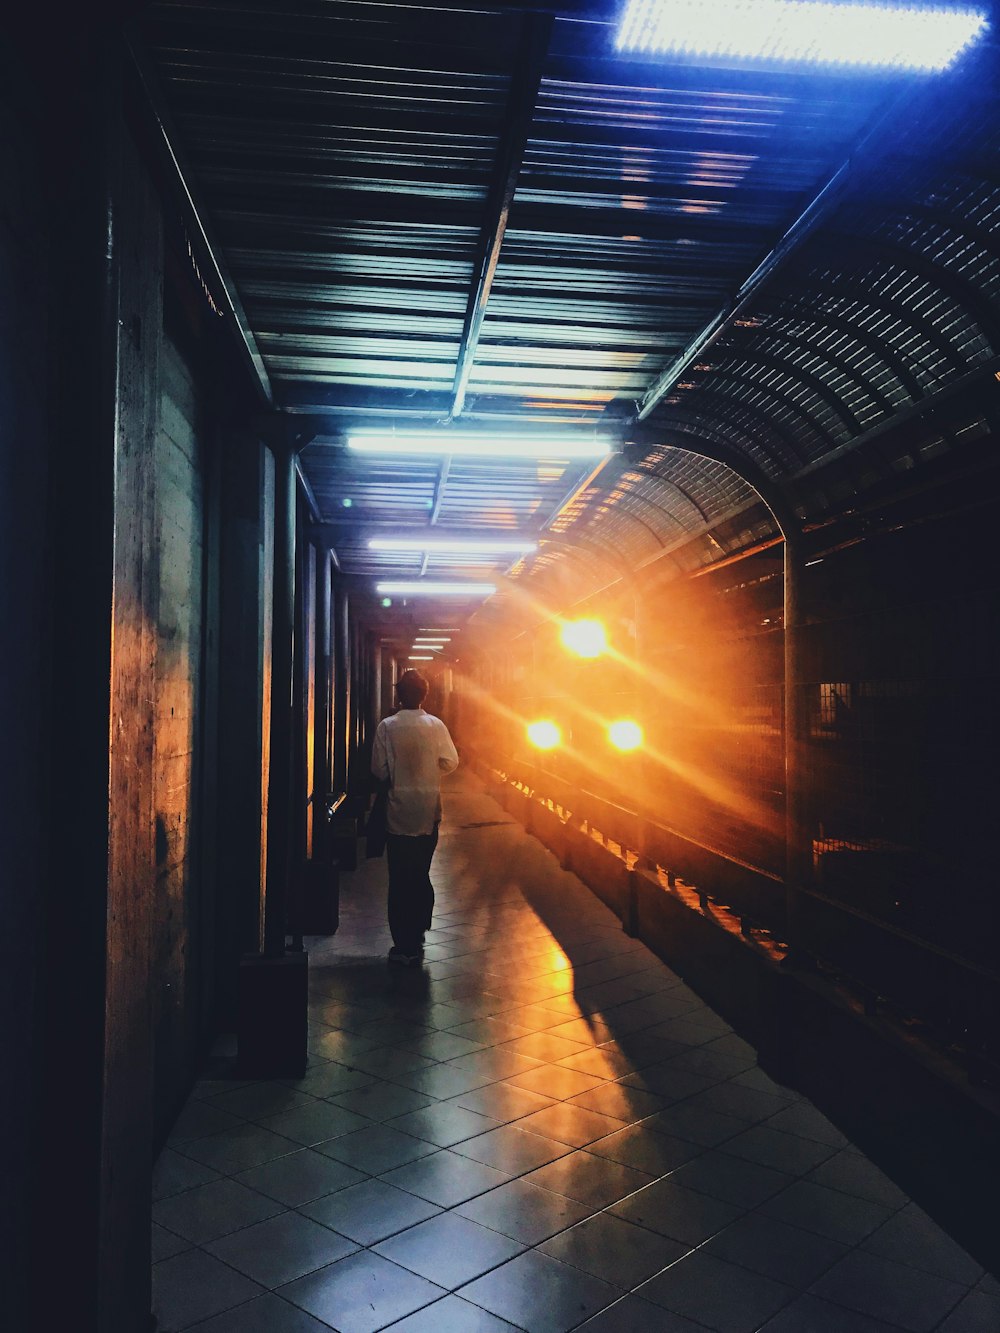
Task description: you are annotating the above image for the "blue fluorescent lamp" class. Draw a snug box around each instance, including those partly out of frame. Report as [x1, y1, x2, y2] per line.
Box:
[348, 432, 612, 459]
[615, 0, 988, 71]
[369, 537, 537, 554]
[376, 581, 497, 596]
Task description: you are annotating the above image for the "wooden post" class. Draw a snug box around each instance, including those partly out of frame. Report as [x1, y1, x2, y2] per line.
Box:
[783, 531, 809, 948]
[313, 549, 333, 848]
[263, 441, 296, 957]
[333, 581, 350, 792]
[238, 422, 316, 1077]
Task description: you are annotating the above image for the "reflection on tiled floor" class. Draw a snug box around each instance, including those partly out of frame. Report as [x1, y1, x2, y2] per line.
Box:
[153, 774, 997, 1332]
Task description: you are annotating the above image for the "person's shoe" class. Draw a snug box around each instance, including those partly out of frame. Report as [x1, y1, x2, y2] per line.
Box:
[387, 946, 409, 966]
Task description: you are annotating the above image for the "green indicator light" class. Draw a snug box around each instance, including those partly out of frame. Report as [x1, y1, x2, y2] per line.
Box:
[381, 597, 392, 608]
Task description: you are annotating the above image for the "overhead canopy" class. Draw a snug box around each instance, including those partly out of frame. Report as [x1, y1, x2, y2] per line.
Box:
[139, 0, 1000, 639]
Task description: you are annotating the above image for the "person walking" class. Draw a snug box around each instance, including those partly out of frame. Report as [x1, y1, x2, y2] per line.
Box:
[371, 669, 459, 966]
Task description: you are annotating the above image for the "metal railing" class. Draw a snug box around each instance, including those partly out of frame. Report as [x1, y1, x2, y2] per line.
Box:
[479, 751, 999, 1084]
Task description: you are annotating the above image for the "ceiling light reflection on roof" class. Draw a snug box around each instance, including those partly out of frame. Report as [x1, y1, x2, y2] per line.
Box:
[369, 538, 537, 554]
[348, 432, 613, 459]
[376, 581, 497, 596]
[615, 0, 988, 71]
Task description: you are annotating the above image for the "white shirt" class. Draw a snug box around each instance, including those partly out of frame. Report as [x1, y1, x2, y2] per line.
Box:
[371, 708, 459, 836]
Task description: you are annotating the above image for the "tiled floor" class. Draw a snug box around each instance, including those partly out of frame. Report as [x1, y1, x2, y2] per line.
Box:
[152, 774, 997, 1332]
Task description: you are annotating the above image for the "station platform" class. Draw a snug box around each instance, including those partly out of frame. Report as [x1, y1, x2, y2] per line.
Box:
[152, 774, 997, 1332]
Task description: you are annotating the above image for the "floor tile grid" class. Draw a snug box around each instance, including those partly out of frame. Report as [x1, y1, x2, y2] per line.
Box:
[162, 1013, 970, 1327]
[153, 779, 991, 1333]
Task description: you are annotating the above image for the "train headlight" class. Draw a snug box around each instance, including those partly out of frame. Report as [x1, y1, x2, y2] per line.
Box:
[560, 618, 607, 659]
[608, 719, 643, 751]
[527, 720, 562, 750]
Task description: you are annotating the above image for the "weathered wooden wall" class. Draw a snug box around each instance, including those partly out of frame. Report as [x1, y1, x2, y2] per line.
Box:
[152, 333, 207, 1141]
[100, 113, 162, 1331]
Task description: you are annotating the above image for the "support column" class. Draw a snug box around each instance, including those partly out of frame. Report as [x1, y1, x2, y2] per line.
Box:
[371, 632, 383, 731]
[380, 643, 395, 721]
[263, 442, 296, 958]
[333, 582, 350, 793]
[348, 614, 363, 804]
[238, 424, 316, 1077]
[313, 549, 333, 846]
[783, 532, 809, 947]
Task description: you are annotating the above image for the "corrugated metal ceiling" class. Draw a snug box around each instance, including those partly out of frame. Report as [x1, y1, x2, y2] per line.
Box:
[140, 0, 1000, 644]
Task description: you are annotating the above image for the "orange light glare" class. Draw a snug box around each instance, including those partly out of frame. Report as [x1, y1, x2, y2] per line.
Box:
[527, 720, 562, 750]
[608, 719, 643, 751]
[560, 618, 607, 658]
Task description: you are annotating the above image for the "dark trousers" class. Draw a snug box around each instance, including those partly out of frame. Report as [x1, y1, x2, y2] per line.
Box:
[386, 825, 439, 954]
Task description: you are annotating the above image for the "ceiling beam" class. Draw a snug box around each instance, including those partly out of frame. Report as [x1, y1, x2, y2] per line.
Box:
[125, 33, 273, 406]
[450, 13, 553, 418]
[306, 521, 539, 546]
[429, 456, 452, 526]
[279, 384, 454, 418]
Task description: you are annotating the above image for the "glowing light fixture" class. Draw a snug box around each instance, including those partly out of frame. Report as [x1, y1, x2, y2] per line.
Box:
[408, 655, 434, 661]
[560, 618, 608, 659]
[615, 0, 987, 71]
[369, 537, 536, 554]
[376, 581, 496, 596]
[527, 720, 562, 750]
[348, 431, 613, 459]
[341, 497, 353, 508]
[608, 719, 644, 752]
[380, 597, 392, 608]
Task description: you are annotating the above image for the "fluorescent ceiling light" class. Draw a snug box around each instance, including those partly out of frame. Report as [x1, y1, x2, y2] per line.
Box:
[414, 637, 451, 643]
[348, 431, 613, 459]
[376, 581, 496, 596]
[420, 628, 459, 632]
[369, 537, 536, 554]
[408, 655, 434, 661]
[615, 0, 987, 71]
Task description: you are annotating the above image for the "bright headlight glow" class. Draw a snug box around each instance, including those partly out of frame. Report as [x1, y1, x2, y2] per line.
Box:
[348, 432, 613, 459]
[369, 537, 537, 554]
[527, 720, 562, 750]
[375, 581, 496, 596]
[560, 619, 608, 659]
[615, 0, 987, 71]
[608, 719, 644, 752]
